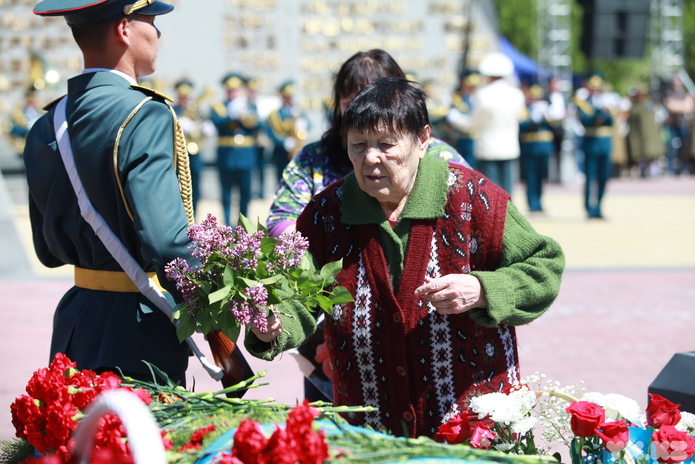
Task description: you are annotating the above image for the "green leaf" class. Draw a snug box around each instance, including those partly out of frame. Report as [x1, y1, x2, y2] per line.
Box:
[238, 214, 256, 234]
[329, 285, 354, 304]
[171, 303, 186, 322]
[208, 285, 232, 304]
[175, 316, 197, 343]
[315, 294, 332, 311]
[259, 275, 283, 285]
[320, 259, 343, 282]
[222, 265, 236, 287]
[260, 236, 276, 254]
[240, 277, 261, 289]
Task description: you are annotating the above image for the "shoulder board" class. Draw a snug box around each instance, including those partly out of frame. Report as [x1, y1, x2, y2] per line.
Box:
[212, 101, 228, 117]
[131, 85, 174, 102]
[43, 95, 66, 111]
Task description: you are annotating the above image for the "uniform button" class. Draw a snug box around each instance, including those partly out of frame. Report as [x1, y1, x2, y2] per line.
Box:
[392, 313, 401, 323]
[402, 411, 414, 421]
[396, 366, 406, 376]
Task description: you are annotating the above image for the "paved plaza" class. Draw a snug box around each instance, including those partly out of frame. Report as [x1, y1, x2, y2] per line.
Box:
[1, 166, 694, 443]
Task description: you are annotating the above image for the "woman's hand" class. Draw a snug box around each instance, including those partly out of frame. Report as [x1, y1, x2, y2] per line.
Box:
[250, 313, 283, 343]
[414, 274, 487, 315]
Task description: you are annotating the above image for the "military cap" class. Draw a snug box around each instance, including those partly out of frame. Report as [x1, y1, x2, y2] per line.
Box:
[586, 71, 605, 90]
[462, 70, 482, 87]
[528, 84, 544, 99]
[246, 76, 261, 91]
[278, 80, 295, 97]
[175, 78, 194, 96]
[222, 73, 245, 90]
[33, 0, 174, 27]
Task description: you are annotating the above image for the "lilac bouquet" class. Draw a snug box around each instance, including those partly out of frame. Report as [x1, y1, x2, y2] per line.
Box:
[165, 214, 353, 343]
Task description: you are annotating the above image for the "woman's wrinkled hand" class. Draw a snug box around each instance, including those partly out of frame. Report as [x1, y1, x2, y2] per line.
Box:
[413, 274, 487, 315]
[250, 313, 283, 343]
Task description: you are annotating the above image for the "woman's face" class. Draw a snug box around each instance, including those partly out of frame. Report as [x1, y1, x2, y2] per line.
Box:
[339, 90, 359, 116]
[347, 123, 430, 209]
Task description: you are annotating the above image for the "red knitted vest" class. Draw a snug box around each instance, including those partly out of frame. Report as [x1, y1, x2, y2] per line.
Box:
[297, 164, 518, 438]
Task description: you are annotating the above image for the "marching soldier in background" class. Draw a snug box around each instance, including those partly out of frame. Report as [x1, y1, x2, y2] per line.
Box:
[519, 84, 555, 213]
[8, 86, 42, 156]
[173, 78, 215, 212]
[266, 80, 310, 183]
[445, 70, 481, 169]
[245, 76, 267, 199]
[574, 72, 614, 219]
[211, 73, 260, 226]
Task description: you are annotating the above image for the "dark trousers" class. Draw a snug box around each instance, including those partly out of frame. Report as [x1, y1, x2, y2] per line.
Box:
[218, 168, 252, 226]
[583, 153, 611, 218]
[523, 153, 550, 212]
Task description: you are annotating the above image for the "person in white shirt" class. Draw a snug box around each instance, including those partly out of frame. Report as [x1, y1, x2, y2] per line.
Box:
[469, 52, 526, 194]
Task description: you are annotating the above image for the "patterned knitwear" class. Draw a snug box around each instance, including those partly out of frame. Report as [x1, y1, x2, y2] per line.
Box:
[296, 158, 519, 438]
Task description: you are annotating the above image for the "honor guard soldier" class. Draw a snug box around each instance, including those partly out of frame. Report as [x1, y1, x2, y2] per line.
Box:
[24, 0, 202, 385]
[266, 80, 310, 183]
[211, 73, 260, 226]
[446, 70, 482, 169]
[173, 78, 215, 212]
[573, 72, 614, 219]
[519, 84, 554, 213]
[8, 86, 42, 156]
[245, 76, 267, 199]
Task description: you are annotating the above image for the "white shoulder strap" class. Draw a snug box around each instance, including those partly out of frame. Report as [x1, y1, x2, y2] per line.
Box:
[52, 97, 223, 381]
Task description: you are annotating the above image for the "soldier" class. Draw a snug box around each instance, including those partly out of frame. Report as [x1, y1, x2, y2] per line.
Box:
[210, 73, 260, 226]
[445, 70, 482, 169]
[573, 72, 614, 219]
[173, 78, 215, 212]
[24, 0, 198, 384]
[519, 84, 555, 213]
[245, 76, 267, 199]
[266, 80, 310, 184]
[8, 86, 42, 156]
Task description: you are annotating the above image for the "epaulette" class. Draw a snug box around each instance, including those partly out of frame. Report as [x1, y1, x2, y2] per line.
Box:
[212, 101, 228, 118]
[43, 95, 66, 111]
[572, 96, 595, 117]
[131, 85, 174, 102]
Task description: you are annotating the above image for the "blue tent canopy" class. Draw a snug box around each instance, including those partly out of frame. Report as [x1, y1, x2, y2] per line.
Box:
[499, 36, 551, 84]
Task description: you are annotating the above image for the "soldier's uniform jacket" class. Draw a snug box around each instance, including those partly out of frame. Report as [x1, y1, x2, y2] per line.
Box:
[210, 97, 259, 171]
[24, 71, 192, 378]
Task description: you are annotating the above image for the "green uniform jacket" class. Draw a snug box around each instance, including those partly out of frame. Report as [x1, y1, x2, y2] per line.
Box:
[24, 71, 192, 379]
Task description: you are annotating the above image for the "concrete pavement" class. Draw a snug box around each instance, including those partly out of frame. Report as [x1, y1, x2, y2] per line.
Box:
[1, 168, 694, 442]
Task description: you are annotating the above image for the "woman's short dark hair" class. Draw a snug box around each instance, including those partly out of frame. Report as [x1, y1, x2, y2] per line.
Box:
[321, 49, 407, 172]
[340, 77, 430, 142]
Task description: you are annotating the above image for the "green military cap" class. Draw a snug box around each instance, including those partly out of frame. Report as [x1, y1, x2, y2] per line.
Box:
[33, 0, 173, 27]
[586, 71, 605, 90]
[528, 84, 544, 99]
[222, 73, 245, 90]
[462, 70, 482, 87]
[278, 80, 295, 97]
[175, 78, 194, 96]
[246, 76, 261, 91]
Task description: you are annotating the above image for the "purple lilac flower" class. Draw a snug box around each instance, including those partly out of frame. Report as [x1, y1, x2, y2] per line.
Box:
[228, 284, 270, 332]
[164, 257, 201, 305]
[273, 230, 309, 270]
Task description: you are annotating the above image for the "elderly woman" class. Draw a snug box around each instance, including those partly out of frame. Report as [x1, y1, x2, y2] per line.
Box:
[247, 77, 565, 439]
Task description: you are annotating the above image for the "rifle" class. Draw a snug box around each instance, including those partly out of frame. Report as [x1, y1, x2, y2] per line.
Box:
[206, 330, 255, 398]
